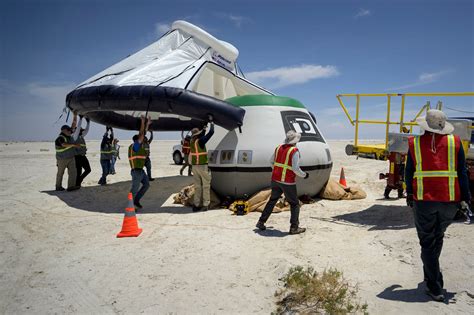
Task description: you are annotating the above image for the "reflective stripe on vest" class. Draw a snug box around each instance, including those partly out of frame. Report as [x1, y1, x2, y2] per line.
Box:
[413, 135, 457, 201]
[101, 142, 114, 160]
[56, 135, 76, 159]
[128, 144, 147, 169]
[273, 145, 297, 182]
[190, 139, 207, 164]
[56, 135, 74, 153]
[56, 146, 74, 153]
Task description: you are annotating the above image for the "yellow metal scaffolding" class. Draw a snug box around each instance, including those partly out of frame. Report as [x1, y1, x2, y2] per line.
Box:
[336, 92, 474, 160]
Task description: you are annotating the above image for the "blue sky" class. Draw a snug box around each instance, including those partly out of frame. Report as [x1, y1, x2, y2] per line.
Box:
[1, 0, 473, 141]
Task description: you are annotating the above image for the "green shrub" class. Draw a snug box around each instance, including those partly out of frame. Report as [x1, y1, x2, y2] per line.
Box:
[274, 266, 368, 315]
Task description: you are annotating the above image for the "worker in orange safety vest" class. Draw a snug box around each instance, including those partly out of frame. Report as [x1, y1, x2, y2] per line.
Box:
[128, 116, 151, 209]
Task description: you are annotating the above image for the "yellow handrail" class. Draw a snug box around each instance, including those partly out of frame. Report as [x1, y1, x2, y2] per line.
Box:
[337, 92, 474, 97]
[336, 92, 474, 151]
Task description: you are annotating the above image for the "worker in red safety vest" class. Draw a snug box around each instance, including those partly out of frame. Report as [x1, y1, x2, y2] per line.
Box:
[256, 130, 309, 235]
[405, 109, 471, 302]
[180, 131, 192, 176]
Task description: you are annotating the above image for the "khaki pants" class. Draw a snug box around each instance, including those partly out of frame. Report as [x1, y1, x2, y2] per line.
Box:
[56, 158, 77, 189]
[192, 164, 212, 207]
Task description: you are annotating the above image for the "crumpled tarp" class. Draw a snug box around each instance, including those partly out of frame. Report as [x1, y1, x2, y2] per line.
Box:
[318, 178, 367, 200]
[173, 184, 221, 209]
[174, 179, 366, 212]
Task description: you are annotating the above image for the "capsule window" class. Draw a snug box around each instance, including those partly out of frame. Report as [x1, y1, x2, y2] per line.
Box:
[208, 150, 218, 164]
[238, 150, 252, 164]
[220, 150, 234, 164]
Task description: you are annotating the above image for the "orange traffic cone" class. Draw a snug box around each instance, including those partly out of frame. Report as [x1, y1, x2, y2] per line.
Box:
[117, 192, 142, 238]
[339, 167, 347, 187]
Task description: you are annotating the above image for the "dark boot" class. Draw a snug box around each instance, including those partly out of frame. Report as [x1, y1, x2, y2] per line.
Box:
[425, 289, 445, 302]
[289, 227, 306, 235]
[192, 206, 200, 212]
[134, 201, 143, 209]
[397, 189, 405, 199]
[256, 221, 266, 231]
[200, 206, 208, 211]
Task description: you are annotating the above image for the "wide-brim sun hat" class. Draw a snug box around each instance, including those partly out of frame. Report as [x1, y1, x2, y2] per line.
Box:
[284, 130, 301, 144]
[191, 128, 201, 136]
[416, 109, 454, 135]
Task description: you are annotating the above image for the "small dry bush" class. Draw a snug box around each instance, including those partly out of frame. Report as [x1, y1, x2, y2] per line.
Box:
[274, 266, 368, 315]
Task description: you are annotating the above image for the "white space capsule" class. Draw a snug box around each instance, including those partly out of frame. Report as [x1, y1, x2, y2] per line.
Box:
[206, 95, 332, 198]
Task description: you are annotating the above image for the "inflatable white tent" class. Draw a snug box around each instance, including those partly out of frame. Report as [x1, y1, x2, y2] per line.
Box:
[67, 20, 272, 130]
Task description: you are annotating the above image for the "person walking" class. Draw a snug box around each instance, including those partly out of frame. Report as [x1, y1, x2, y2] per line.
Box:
[55, 124, 80, 191]
[110, 138, 120, 175]
[72, 115, 91, 187]
[144, 131, 154, 181]
[128, 116, 151, 209]
[180, 131, 192, 176]
[189, 117, 214, 212]
[98, 126, 114, 185]
[256, 130, 309, 235]
[405, 109, 471, 302]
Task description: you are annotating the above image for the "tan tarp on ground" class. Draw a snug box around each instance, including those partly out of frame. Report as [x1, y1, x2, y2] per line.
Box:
[173, 185, 297, 213]
[319, 178, 367, 200]
[227, 188, 300, 213]
[173, 184, 221, 209]
[174, 179, 366, 212]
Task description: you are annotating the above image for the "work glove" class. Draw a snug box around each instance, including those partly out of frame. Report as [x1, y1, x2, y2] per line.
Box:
[304, 172, 309, 179]
[406, 194, 414, 208]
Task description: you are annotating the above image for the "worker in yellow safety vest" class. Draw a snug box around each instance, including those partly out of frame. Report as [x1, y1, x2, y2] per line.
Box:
[128, 116, 151, 209]
[405, 109, 471, 302]
[189, 116, 214, 211]
[55, 120, 80, 191]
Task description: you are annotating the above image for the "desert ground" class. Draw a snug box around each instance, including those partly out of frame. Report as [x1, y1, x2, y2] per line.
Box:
[1, 140, 473, 314]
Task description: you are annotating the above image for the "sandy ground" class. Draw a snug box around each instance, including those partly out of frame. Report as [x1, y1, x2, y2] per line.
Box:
[1, 140, 473, 314]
